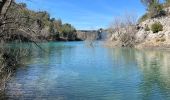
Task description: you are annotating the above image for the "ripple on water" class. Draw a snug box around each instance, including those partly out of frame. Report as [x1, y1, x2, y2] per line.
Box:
[3, 42, 170, 100]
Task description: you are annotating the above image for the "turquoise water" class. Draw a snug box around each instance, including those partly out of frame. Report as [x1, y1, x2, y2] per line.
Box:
[4, 42, 170, 100]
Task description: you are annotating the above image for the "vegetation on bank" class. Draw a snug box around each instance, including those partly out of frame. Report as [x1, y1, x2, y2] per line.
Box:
[0, 0, 81, 92]
[107, 13, 138, 47]
[151, 22, 163, 33]
[107, 0, 170, 48]
[3, 2, 80, 42]
[139, 0, 169, 22]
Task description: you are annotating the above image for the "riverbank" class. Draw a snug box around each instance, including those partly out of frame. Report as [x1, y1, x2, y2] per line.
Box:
[104, 39, 170, 50]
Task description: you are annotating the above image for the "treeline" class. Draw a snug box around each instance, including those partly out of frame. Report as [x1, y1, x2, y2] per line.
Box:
[3, 2, 81, 42]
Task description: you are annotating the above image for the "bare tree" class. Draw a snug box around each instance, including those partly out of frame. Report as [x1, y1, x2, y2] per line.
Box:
[108, 13, 137, 47]
[0, 0, 12, 18]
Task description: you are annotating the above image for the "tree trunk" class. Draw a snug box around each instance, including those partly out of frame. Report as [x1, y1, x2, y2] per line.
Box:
[0, 0, 12, 18]
[0, 0, 12, 33]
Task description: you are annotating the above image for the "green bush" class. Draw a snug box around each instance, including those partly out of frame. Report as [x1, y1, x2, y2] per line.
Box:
[151, 22, 163, 33]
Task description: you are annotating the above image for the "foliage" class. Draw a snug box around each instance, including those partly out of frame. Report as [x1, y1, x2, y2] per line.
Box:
[140, 0, 156, 9]
[140, 0, 166, 18]
[148, 3, 166, 18]
[3, 2, 78, 41]
[61, 24, 76, 34]
[140, 0, 155, 6]
[54, 19, 62, 33]
[18, 3, 27, 8]
[151, 22, 163, 33]
[60, 23, 77, 40]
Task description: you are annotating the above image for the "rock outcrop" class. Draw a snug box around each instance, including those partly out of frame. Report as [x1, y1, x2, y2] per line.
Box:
[136, 8, 170, 49]
[108, 7, 170, 49]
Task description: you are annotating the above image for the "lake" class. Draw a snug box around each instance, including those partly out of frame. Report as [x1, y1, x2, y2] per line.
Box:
[2, 42, 170, 100]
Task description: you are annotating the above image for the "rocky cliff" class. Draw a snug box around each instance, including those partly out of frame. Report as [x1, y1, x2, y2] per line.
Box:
[136, 7, 170, 49]
[108, 7, 170, 49]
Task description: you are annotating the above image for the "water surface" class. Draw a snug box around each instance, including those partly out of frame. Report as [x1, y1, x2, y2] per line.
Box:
[3, 42, 170, 100]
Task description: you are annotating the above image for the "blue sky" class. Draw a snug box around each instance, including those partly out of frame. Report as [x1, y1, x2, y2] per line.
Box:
[16, 0, 146, 30]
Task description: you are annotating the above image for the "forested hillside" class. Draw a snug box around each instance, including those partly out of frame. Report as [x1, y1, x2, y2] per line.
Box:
[2, 2, 80, 42]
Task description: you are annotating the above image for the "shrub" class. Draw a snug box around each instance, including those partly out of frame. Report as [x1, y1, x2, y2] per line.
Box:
[145, 25, 150, 31]
[159, 10, 166, 16]
[151, 22, 163, 33]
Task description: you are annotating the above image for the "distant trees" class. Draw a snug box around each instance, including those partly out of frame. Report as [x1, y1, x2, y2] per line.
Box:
[44, 18, 78, 40]
[60, 23, 76, 40]
[0, 1, 79, 41]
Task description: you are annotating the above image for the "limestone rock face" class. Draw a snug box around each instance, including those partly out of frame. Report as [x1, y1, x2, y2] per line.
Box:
[133, 7, 170, 48]
[106, 7, 170, 48]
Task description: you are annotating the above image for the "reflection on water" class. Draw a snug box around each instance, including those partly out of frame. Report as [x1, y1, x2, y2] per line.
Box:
[108, 48, 170, 100]
[136, 50, 170, 100]
[2, 42, 170, 100]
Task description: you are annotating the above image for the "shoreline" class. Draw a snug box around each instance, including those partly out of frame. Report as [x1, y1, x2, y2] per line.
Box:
[103, 40, 170, 51]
